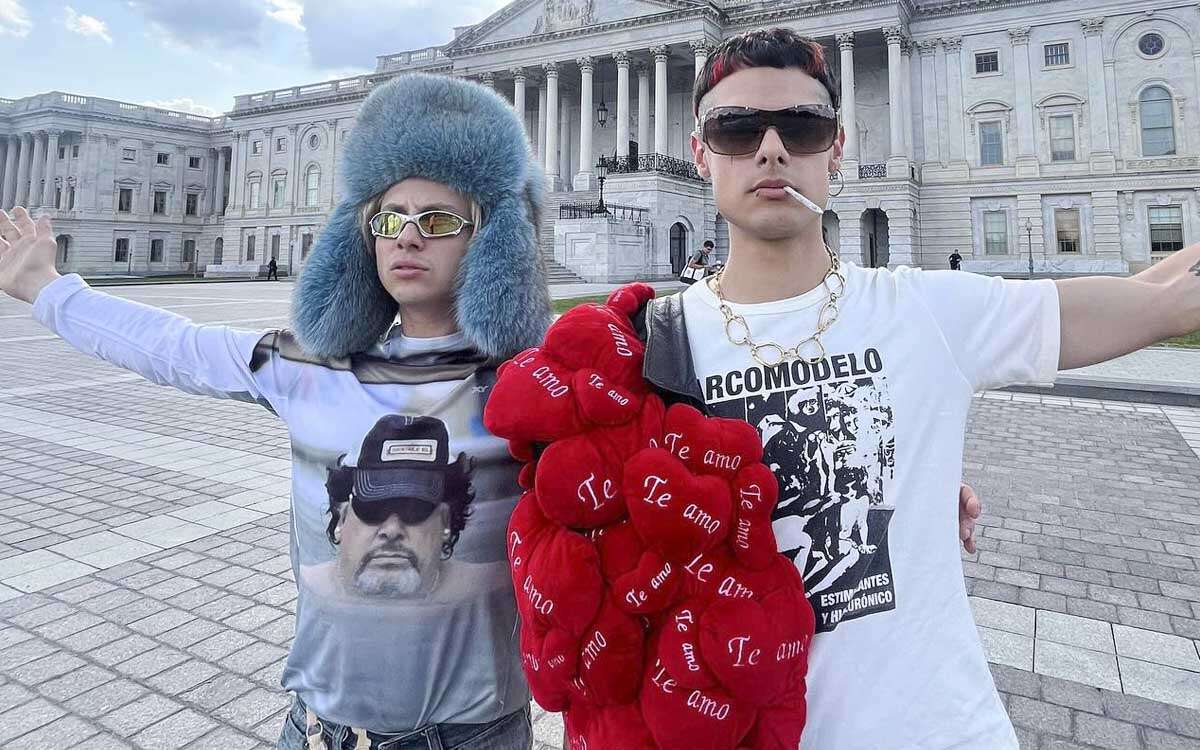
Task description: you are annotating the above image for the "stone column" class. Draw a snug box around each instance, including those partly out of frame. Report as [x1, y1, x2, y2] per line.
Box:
[230, 132, 244, 213]
[943, 37, 967, 170]
[614, 52, 631, 159]
[917, 40, 940, 164]
[326, 120, 339, 208]
[836, 33, 859, 164]
[1, 136, 18, 208]
[652, 46, 669, 157]
[544, 62, 560, 189]
[511, 68, 528, 137]
[900, 39, 913, 159]
[1009, 27, 1038, 175]
[0, 138, 6, 207]
[14, 133, 33, 207]
[27, 132, 47, 208]
[558, 89, 571, 187]
[537, 80, 548, 163]
[42, 131, 61, 208]
[264, 129, 276, 214]
[690, 40, 711, 82]
[637, 62, 651, 156]
[575, 56, 595, 190]
[287, 124, 300, 210]
[883, 27, 906, 176]
[480, 71, 495, 90]
[1081, 17, 1114, 170]
[174, 145, 186, 219]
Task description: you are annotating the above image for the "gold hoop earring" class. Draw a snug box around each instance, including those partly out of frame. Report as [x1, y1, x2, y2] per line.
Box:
[828, 169, 845, 198]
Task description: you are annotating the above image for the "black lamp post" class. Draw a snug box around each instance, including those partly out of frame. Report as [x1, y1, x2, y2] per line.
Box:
[595, 156, 609, 214]
[1024, 218, 1034, 279]
[596, 99, 608, 128]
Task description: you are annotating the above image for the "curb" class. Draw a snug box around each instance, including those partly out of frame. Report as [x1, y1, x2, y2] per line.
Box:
[1004, 375, 1200, 408]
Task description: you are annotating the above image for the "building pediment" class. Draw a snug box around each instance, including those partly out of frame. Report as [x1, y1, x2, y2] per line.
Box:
[448, 0, 707, 51]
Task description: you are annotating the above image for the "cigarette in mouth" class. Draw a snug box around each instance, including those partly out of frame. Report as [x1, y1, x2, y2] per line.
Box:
[783, 186, 825, 215]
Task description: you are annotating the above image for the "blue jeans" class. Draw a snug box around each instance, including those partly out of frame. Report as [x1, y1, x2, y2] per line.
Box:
[277, 696, 532, 750]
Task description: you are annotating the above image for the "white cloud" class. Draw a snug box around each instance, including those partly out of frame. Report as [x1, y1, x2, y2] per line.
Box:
[266, 0, 303, 30]
[141, 97, 223, 117]
[128, 0, 265, 50]
[64, 6, 113, 44]
[0, 0, 32, 38]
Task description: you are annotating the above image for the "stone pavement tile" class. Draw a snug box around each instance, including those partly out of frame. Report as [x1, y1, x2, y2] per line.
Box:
[212, 686, 290, 730]
[7, 650, 87, 685]
[188, 630, 256, 662]
[158, 617, 224, 649]
[1007, 695, 1072, 736]
[33, 609, 104, 639]
[147, 660, 223, 696]
[60, 621, 128, 651]
[112, 517, 212, 548]
[76, 733, 135, 749]
[1041, 675, 1104, 714]
[131, 708, 217, 750]
[1037, 610, 1116, 653]
[1168, 704, 1200, 737]
[8, 598, 77, 628]
[99, 693, 184, 737]
[1120, 658, 1200, 710]
[114, 644, 190, 680]
[4, 557, 97, 592]
[19, 714, 100, 746]
[0, 682, 34, 712]
[1100, 690, 1176, 732]
[1074, 712, 1143, 750]
[192, 593, 256, 621]
[189, 725, 263, 750]
[1035, 641, 1121, 691]
[1114, 624, 1200, 671]
[532, 711, 565, 749]
[79, 588, 141, 614]
[0, 583, 21, 603]
[65, 678, 148, 718]
[129, 607, 196, 637]
[92, 633, 159, 666]
[0, 636, 57, 670]
[250, 708, 289, 742]
[223, 603, 286, 631]
[979, 625, 1034, 670]
[971, 596, 1036, 635]
[40, 663, 117, 702]
[178, 672, 256, 710]
[0, 696, 66, 744]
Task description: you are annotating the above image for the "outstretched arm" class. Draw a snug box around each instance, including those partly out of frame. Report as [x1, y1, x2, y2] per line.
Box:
[1057, 244, 1200, 370]
[0, 207, 291, 405]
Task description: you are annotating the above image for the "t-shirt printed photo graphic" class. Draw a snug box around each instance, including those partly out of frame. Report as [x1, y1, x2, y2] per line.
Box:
[705, 350, 897, 632]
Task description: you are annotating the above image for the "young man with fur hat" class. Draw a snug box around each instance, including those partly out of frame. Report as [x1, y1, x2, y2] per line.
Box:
[629, 26, 1200, 750]
[0, 74, 549, 749]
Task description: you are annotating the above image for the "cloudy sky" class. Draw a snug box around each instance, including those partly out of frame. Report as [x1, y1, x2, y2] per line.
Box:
[0, 0, 511, 115]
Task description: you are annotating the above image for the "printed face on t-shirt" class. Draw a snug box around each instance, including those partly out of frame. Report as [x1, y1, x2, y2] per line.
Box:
[335, 500, 450, 598]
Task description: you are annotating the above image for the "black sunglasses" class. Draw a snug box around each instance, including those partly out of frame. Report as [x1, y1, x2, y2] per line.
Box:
[351, 495, 440, 526]
[698, 104, 839, 156]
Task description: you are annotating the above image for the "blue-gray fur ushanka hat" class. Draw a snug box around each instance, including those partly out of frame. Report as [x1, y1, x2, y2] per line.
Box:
[292, 73, 551, 360]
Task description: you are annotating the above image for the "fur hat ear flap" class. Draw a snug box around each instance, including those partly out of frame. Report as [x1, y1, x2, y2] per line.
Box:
[456, 164, 552, 361]
[293, 200, 398, 358]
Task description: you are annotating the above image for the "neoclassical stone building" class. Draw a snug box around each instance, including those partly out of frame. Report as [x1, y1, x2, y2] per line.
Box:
[0, 0, 1196, 280]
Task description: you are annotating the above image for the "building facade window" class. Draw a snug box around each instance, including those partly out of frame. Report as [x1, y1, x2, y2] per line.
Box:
[114, 237, 129, 263]
[1049, 115, 1075, 161]
[1149, 206, 1184, 253]
[150, 238, 164, 263]
[308, 133, 320, 149]
[57, 146, 66, 159]
[1138, 33, 1165, 57]
[1139, 86, 1176, 156]
[183, 239, 196, 263]
[975, 51, 999, 74]
[156, 152, 170, 166]
[1043, 42, 1070, 67]
[276, 137, 287, 152]
[248, 180, 261, 208]
[67, 187, 75, 210]
[122, 148, 136, 161]
[979, 121, 1004, 165]
[153, 191, 167, 215]
[185, 193, 199, 216]
[271, 234, 281, 259]
[188, 155, 202, 169]
[118, 188, 133, 212]
[305, 166, 320, 207]
[301, 233, 313, 259]
[252, 140, 263, 155]
[1054, 209, 1080, 253]
[247, 234, 256, 261]
[273, 177, 286, 209]
[71, 144, 79, 158]
[984, 211, 1008, 254]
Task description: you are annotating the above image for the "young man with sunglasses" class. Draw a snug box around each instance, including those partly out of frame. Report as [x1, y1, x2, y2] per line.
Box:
[0, 75, 549, 749]
[634, 27, 1200, 750]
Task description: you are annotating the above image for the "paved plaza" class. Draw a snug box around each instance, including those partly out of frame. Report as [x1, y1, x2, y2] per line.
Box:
[0, 280, 1198, 749]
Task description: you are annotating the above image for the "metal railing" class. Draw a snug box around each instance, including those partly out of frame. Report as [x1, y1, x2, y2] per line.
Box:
[858, 163, 887, 179]
[601, 153, 703, 182]
[0, 92, 226, 128]
[559, 202, 650, 225]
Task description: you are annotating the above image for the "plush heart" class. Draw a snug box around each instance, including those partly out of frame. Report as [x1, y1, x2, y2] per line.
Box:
[573, 368, 645, 426]
[758, 587, 815, 683]
[698, 597, 792, 706]
[520, 623, 576, 712]
[517, 462, 536, 491]
[544, 304, 646, 391]
[729, 463, 781, 571]
[656, 599, 717, 690]
[641, 658, 756, 750]
[661, 404, 763, 480]
[741, 670, 808, 750]
[483, 347, 583, 443]
[507, 493, 552, 595]
[624, 448, 732, 564]
[592, 521, 644, 582]
[508, 439, 535, 463]
[535, 433, 628, 529]
[566, 701, 657, 750]
[612, 549, 684, 615]
[577, 597, 645, 705]
[605, 282, 656, 320]
[520, 526, 605, 637]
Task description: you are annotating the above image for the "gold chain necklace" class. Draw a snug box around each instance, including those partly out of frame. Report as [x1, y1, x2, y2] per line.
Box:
[709, 245, 847, 367]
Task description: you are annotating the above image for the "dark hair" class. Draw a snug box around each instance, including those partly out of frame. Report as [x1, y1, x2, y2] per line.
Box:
[693, 28, 840, 117]
[703, 240, 715, 248]
[325, 454, 476, 559]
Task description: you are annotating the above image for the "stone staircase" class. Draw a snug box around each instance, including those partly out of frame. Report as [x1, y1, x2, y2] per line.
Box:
[538, 188, 598, 284]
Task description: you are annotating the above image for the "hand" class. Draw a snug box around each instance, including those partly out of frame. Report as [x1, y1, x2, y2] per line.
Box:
[0, 207, 61, 304]
[959, 482, 981, 554]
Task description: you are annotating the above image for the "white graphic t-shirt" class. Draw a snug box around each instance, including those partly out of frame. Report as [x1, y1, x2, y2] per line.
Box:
[681, 262, 1059, 750]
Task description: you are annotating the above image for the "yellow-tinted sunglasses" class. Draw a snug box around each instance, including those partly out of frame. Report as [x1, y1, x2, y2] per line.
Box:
[369, 210, 474, 239]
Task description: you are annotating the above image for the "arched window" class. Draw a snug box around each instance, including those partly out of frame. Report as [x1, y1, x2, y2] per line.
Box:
[214, 237, 224, 264]
[669, 222, 687, 275]
[1140, 86, 1176, 156]
[305, 165, 320, 207]
[55, 235, 70, 264]
[247, 234, 256, 261]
